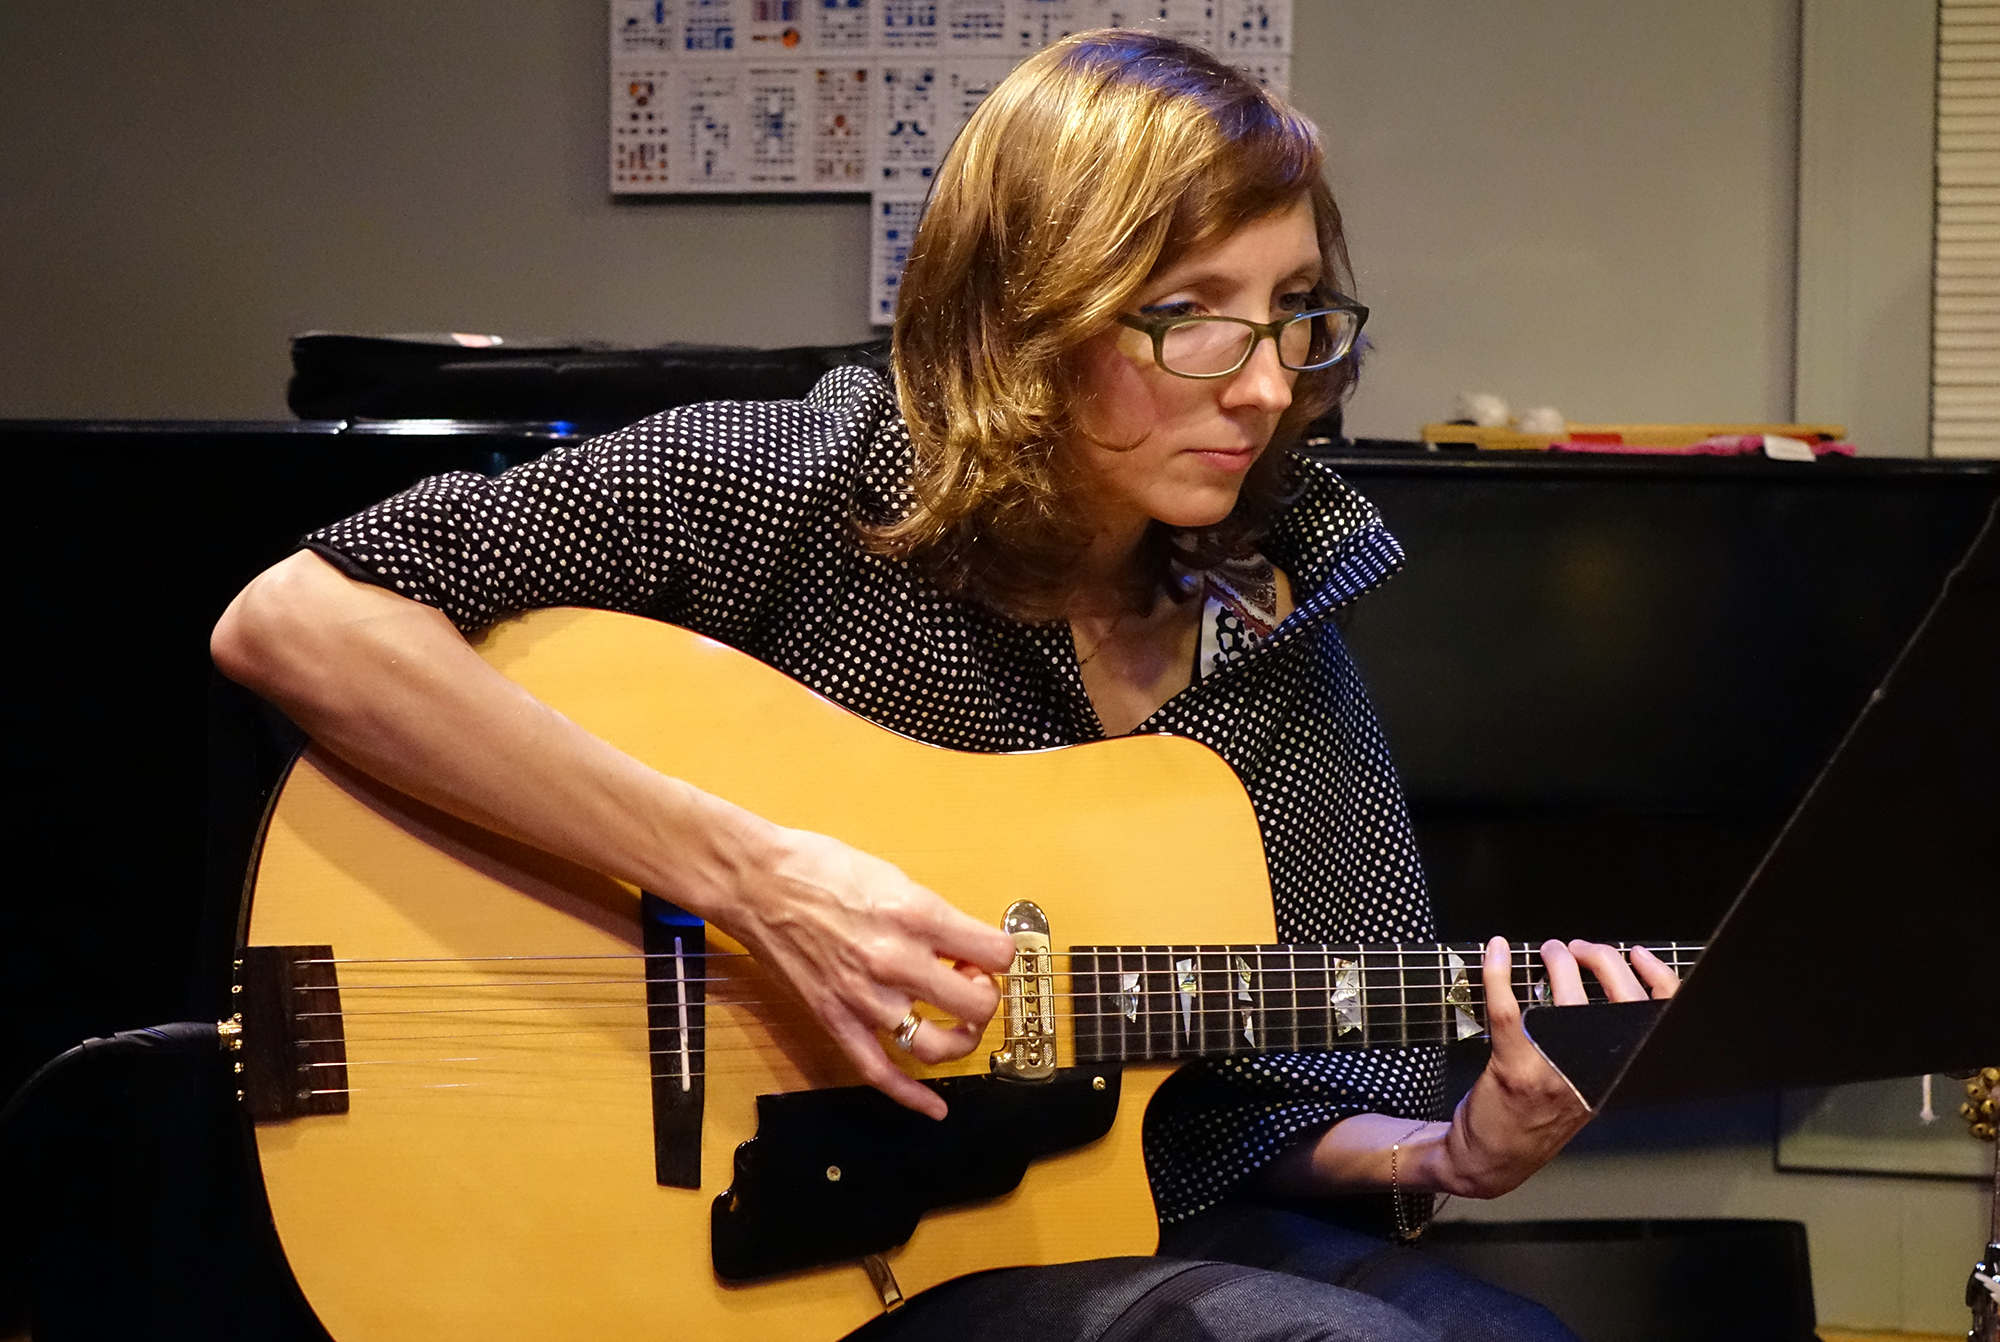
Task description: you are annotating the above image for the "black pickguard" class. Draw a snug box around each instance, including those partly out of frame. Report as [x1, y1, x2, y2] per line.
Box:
[711, 1067, 1123, 1281]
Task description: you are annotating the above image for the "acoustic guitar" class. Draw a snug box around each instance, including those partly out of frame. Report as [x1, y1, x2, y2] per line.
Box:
[233, 607, 1694, 1341]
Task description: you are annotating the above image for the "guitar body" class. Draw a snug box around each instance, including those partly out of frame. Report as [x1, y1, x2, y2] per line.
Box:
[243, 608, 1275, 1341]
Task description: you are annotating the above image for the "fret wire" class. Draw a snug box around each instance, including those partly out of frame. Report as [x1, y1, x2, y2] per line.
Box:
[1285, 943, 1297, 1052]
[1157, 943, 1171, 1062]
[1157, 946, 1169, 1059]
[1108, 946, 1122, 1064]
[1129, 946, 1142, 1063]
[1226, 945, 1240, 1052]
[1080, 952, 1096, 1064]
[1399, 947, 1414, 1048]
[1178, 944, 1190, 1058]
[1130, 944, 1144, 1064]
[1198, 944, 1218, 1059]
[1210, 945, 1225, 1057]
[1220, 944, 1237, 1056]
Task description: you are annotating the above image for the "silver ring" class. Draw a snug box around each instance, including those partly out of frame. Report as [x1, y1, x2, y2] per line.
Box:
[893, 1010, 923, 1052]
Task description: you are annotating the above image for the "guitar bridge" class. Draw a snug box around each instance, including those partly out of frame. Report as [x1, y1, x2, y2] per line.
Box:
[990, 900, 1056, 1081]
[237, 944, 349, 1121]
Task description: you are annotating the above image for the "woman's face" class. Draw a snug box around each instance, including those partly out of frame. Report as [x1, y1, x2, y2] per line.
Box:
[1068, 196, 1322, 540]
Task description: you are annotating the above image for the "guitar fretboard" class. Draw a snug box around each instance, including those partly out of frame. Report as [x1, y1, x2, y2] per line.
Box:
[1066, 941, 1701, 1064]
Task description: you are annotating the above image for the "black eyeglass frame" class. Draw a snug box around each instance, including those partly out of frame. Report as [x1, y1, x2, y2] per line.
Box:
[1115, 297, 1370, 380]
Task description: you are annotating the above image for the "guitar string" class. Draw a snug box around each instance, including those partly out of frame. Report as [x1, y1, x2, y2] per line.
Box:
[283, 967, 1659, 1071]
[294, 1029, 1502, 1078]
[292, 942, 1700, 970]
[295, 946, 1695, 996]
[286, 1041, 1506, 1095]
[295, 981, 1625, 1020]
[287, 1022, 1505, 1091]
[288, 961, 1687, 1021]
[288, 953, 1691, 1017]
[271, 949, 1696, 1062]
[294, 971, 1632, 1002]
[281, 949, 1693, 1067]
[279, 964, 1691, 1026]
[308, 1009, 1554, 1049]
[310, 1028, 1531, 1059]
[286, 993, 1654, 1065]
[289, 994, 1545, 1047]
[281, 944, 1699, 999]
[294, 1022, 1500, 1069]
[295, 987, 1672, 1064]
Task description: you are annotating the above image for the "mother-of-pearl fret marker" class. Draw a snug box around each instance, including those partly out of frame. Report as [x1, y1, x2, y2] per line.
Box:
[1332, 958, 1362, 1035]
[1175, 958, 1197, 1040]
[1234, 955, 1256, 1046]
[1119, 971, 1141, 1024]
[1445, 950, 1481, 1041]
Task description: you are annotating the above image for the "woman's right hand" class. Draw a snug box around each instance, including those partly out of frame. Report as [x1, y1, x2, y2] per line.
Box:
[709, 814, 1018, 1120]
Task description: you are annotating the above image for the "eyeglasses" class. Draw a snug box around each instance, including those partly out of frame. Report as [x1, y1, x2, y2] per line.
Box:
[1116, 298, 1369, 380]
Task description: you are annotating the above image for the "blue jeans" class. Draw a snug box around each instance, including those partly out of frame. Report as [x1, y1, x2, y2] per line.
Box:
[844, 1204, 1578, 1342]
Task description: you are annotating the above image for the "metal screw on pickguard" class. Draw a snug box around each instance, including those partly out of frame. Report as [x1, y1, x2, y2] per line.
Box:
[826, 1166, 842, 1182]
[1092, 1076, 1106, 1090]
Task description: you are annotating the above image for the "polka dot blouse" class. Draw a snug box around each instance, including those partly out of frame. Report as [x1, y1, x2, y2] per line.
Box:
[303, 366, 1444, 1225]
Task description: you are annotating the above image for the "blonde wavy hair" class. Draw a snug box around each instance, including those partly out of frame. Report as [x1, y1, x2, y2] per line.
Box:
[866, 29, 1358, 618]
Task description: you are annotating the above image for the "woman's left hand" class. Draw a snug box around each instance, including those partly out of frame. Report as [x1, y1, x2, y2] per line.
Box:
[1262, 939, 1680, 1200]
[1422, 938, 1680, 1198]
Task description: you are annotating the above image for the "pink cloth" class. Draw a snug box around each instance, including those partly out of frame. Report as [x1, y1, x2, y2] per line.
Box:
[1546, 433, 1855, 458]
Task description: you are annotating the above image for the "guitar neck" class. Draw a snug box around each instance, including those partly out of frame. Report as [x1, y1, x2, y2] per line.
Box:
[1065, 940, 1702, 1063]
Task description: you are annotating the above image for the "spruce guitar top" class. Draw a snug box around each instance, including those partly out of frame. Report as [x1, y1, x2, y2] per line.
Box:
[234, 608, 1694, 1341]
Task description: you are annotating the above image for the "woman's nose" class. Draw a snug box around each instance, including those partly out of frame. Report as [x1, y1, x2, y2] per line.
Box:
[1222, 334, 1295, 415]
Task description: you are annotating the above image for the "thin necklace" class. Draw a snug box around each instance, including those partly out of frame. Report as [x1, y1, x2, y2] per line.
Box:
[1073, 611, 1129, 669]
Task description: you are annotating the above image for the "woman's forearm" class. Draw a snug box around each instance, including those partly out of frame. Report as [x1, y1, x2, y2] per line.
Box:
[210, 550, 768, 921]
[1261, 1114, 1454, 1198]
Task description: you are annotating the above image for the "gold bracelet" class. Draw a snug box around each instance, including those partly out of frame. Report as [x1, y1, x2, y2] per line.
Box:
[1390, 1120, 1434, 1243]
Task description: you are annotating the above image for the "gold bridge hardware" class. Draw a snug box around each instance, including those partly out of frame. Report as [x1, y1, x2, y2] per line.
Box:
[990, 900, 1057, 1081]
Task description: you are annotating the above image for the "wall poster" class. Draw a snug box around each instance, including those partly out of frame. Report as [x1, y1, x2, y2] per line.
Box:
[609, 0, 1293, 322]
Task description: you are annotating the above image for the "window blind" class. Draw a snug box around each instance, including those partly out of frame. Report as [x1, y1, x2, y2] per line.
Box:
[1934, 0, 2000, 457]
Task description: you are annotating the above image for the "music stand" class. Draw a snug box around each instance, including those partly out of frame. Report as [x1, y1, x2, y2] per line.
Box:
[1522, 496, 2000, 1110]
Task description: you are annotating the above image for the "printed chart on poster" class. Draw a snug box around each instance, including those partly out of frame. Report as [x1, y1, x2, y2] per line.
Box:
[609, 0, 1292, 322]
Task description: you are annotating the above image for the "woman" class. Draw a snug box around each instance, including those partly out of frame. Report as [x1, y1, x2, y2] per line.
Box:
[214, 30, 1676, 1341]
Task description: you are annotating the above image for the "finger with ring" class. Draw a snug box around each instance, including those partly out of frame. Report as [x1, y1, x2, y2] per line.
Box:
[893, 1009, 923, 1052]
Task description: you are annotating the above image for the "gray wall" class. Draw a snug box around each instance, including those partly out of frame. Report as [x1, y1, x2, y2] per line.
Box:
[1297, 2, 1803, 442]
[0, 0, 1931, 454]
[0, 2, 875, 420]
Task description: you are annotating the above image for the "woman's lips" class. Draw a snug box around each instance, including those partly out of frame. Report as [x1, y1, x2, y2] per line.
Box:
[1188, 446, 1260, 472]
